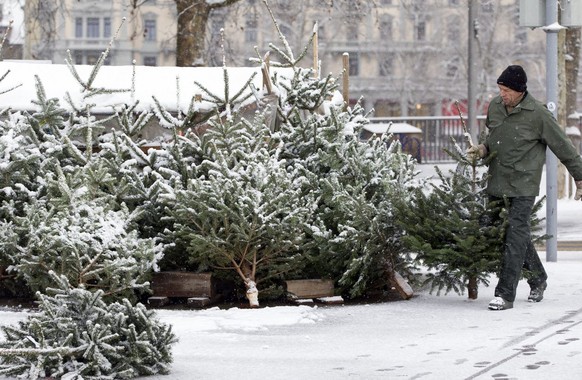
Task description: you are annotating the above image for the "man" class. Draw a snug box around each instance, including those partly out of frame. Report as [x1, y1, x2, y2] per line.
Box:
[467, 65, 582, 311]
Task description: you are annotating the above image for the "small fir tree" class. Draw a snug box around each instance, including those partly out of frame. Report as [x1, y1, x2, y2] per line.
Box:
[164, 115, 315, 307]
[397, 141, 546, 299]
[0, 275, 176, 379]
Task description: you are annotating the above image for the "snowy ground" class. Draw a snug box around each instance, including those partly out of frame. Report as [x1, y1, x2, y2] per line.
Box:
[1, 163, 582, 380]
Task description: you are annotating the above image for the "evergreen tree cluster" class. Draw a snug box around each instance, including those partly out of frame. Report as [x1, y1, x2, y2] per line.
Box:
[0, 52, 176, 378]
[0, 23, 419, 307]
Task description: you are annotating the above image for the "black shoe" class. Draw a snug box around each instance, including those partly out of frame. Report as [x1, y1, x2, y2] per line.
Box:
[528, 282, 547, 303]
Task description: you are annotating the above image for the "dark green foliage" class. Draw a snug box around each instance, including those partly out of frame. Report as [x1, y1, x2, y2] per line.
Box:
[0, 276, 176, 379]
[163, 114, 315, 298]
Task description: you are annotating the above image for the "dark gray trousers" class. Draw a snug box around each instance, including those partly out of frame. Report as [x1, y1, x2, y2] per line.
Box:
[492, 196, 547, 302]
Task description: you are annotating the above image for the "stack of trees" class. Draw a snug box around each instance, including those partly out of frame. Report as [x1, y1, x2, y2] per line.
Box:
[0, 4, 538, 377]
[0, 11, 422, 376]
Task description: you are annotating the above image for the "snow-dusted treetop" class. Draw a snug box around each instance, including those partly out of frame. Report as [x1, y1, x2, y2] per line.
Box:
[0, 61, 292, 114]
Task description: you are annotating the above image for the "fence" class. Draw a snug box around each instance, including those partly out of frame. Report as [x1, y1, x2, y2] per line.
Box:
[368, 116, 487, 164]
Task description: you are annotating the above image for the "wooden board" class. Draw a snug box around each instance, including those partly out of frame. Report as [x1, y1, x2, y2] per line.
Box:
[152, 272, 216, 298]
[285, 279, 334, 299]
[147, 296, 170, 307]
[187, 297, 215, 308]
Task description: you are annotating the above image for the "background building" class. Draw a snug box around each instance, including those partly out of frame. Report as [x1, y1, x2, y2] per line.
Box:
[16, 0, 578, 119]
[207, 0, 549, 118]
[23, 0, 176, 66]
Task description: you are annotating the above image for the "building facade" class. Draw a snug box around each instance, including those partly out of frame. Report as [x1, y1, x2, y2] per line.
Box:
[207, 0, 548, 117]
[24, 0, 176, 66]
[21, 0, 559, 118]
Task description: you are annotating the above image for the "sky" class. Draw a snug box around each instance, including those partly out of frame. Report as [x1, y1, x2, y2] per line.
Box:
[1, 164, 581, 380]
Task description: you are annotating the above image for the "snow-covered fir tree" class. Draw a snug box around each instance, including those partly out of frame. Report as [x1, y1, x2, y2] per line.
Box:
[0, 40, 176, 378]
[0, 275, 176, 379]
[164, 112, 316, 306]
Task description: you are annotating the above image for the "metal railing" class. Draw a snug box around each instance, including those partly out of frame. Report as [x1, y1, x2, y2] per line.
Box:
[369, 116, 487, 163]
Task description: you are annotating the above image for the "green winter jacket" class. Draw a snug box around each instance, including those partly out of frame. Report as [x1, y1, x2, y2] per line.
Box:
[484, 92, 582, 197]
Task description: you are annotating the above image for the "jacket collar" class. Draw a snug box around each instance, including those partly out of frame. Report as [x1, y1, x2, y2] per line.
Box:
[516, 92, 535, 111]
[494, 91, 534, 112]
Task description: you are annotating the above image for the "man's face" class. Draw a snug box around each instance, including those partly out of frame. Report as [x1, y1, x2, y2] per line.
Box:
[498, 84, 523, 107]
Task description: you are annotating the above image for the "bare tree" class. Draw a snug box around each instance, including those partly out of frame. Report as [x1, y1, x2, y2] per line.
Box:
[174, 0, 243, 67]
[565, 27, 581, 126]
[560, 27, 581, 198]
[23, 0, 67, 60]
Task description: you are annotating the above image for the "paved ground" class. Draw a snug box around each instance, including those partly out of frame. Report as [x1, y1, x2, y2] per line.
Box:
[136, 251, 582, 380]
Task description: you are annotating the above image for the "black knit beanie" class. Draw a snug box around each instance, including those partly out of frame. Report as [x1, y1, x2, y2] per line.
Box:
[497, 65, 527, 92]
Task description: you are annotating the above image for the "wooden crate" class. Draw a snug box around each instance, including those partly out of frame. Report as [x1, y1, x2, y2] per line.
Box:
[151, 272, 217, 298]
[285, 279, 335, 299]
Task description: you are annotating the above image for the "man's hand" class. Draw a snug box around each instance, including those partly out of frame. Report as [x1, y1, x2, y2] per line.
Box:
[575, 180, 582, 201]
[466, 144, 487, 160]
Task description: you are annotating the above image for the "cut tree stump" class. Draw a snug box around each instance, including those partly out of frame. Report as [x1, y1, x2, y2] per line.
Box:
[150, 272, 226, 308]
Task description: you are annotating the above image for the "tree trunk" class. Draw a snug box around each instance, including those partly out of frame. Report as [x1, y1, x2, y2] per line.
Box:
[564, 27, 581, 197]
[174, 0, 243, 67]
[467, 276, 478, 300]
[558, 29, 567, 198]
[565, 28, 580, 121]
[240, 260, 259, 307]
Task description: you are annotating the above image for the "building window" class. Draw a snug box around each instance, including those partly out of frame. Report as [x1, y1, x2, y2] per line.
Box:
[379, 56, 393, 76]
[87, 17, 100, 38]
[87, 51, 101, 65]
[347, 24, 358, 41]
[447, 17, 460, 41]
[348, 53, 359, 76]
[104, 17, 111, 38]
[446, 58, 459, 78]
[280, 24, 292, 39]
[245, 15, 258, 43]
[380, 16, 392, 40]
[144, 19, 156, 41]
[416, 21, 426, 41]
[73, 50, 110, 65]
[211, 18, 224, 35]
[144, 56, 157, 66]
[75, 18, 83, 38]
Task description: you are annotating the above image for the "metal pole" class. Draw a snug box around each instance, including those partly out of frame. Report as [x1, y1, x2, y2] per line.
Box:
[545, 0, 559, 262]
[468, 1, 478, 143]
